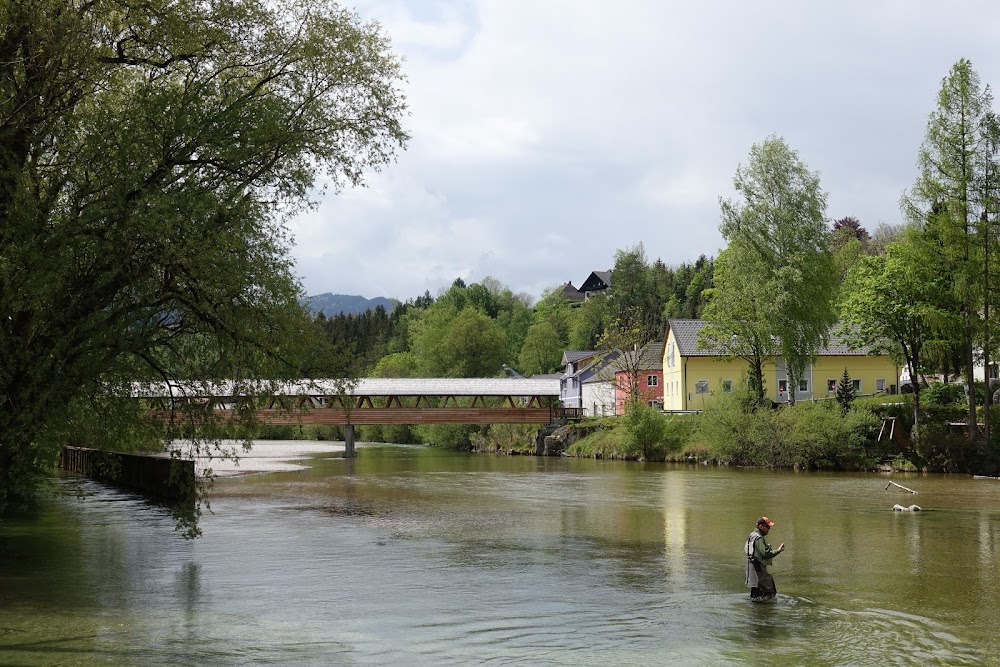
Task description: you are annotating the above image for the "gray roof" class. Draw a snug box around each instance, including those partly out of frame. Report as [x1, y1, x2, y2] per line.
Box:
[666, 319, 874, 357]
[637, 342, 665, 370]
[668, 319, 716, 356]
[561, 350, 601, 365]
[601, 342, 665, 373]
[578, 350, 620, 382]
[560, 282, 585, 303]
[134, 378, 561, 398]
[581, 357, 618, 383]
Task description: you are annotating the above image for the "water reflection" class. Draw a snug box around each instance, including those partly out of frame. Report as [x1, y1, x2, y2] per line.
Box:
[1, 447, 999, 665]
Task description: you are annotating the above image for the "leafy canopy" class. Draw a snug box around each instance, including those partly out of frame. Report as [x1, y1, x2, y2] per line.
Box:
[0, 0, 408, 508]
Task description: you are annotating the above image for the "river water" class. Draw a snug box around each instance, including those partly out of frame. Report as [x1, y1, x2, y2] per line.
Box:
[2, 442, 999, 666]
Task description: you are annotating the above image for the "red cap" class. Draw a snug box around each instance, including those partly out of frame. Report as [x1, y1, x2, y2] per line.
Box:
[757, 516, 775, 527]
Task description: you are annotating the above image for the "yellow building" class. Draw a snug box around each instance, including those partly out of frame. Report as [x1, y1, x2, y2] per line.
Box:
[662, 319, 900, 411]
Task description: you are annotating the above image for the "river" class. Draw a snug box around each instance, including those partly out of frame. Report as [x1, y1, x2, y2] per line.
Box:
[1, 442, 998, 666]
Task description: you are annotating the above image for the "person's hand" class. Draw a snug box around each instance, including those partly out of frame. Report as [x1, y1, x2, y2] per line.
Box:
[778, 543, 785, 552]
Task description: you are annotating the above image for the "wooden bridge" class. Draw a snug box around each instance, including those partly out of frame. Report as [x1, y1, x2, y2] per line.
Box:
[139, 378, 565, 456]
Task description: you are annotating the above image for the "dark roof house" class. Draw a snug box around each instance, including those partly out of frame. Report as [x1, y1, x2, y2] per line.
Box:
[559, 282, 586, 303]
[579, 271, 611, 299]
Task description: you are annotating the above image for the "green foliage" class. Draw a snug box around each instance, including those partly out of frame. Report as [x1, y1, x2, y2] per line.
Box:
[787, 402, 880, 469]
[706, 135, 837, 405]
[359, 423, 419, 444]
[415, 424, 482, 450]
[700, 249, 777, 403]
[568, 294, 610, 350]
[698, 389, 880, 469]
[371, 352, 419, 379]
[518, 321, 565, 376]
[922, 382, 967, 406]
[565, 406, 689, 461]
[565, 427, 620, 458]
[0, 0, 408, 509]
[607, 244, 661, 345]
[902, 58, 996, 438]
[836, 368, 856, 414]
[619, 400, 668, 459]
[469, 424, 539, 454]
[838, 227, 956, 433]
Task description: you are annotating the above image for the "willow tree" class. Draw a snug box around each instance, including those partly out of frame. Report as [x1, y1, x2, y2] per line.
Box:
[702, 136, 837, 405]
[0, 0, 408, 509]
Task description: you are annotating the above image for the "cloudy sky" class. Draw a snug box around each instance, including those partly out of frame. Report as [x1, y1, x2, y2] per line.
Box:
[289, 0, 1000, 303]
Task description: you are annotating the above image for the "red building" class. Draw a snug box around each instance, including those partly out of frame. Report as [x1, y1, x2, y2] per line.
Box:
[613, 342, 664, 414]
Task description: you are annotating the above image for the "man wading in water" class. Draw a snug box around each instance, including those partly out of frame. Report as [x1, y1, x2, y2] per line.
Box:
[745, 516, 785, 601]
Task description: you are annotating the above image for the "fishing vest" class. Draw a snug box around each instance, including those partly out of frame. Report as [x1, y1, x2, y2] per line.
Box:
[746, 530, 764, 564]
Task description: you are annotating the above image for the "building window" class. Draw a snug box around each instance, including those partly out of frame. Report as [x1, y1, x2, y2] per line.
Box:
[876, 378, 886, 392]
[799, 379, 808, 393]
[695, 380, 709, 394]
[778, 379, 788, 394]
[722, 379, 733, 393]
[647, 375, 658, 387]
[827, 379, 837, 392]
[852, 379, 861, 392]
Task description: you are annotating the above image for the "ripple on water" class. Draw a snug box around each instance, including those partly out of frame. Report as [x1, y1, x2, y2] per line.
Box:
[718, 596, 986, 666]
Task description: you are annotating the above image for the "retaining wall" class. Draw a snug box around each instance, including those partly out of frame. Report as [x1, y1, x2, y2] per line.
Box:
[60, 446, 195, 502]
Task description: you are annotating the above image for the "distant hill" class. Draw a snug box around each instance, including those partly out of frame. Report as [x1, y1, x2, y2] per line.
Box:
[302, 293, 399, 317]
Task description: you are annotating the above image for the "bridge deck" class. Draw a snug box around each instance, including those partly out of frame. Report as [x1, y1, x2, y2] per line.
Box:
[136, 377, 560, 398]
[144, 378, 564, 426]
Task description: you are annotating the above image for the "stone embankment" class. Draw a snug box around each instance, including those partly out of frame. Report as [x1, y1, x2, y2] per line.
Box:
[538, 423, 604, 456]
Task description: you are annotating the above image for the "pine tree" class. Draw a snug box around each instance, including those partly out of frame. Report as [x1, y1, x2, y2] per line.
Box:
[836, 368, 856, 415]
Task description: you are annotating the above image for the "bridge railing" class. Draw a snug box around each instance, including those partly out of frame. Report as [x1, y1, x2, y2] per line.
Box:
[554, 407, 584, 420]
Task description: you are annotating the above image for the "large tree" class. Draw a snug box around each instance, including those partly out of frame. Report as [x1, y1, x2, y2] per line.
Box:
[703, 136, 837, 404]
[839, 228, 955, 435]
[0, 0, 408, 508]
[700, 248, 779, 402]
[904, 58, 992, 437]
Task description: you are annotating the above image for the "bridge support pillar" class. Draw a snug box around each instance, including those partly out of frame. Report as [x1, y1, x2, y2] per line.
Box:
[344, 424, 357, 458]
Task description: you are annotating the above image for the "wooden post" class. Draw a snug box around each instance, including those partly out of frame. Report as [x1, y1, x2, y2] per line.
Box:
[344, 424, 356, 458]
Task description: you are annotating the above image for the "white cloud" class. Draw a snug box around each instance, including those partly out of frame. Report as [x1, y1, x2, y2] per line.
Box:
[290, 0, 1000, 300]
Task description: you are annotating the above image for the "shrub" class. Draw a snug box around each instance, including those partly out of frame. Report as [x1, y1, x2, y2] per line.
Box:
[619, 400, 668, 459]
[414, 423, 482, 449]
[469, 424, 538, 454]
[698, 387, 880, 469]
[786, 401, 879, 469]
[923, 382, 966, 406]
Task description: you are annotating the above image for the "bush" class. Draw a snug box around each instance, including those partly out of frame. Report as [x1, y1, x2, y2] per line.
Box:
[787, 401, 880, 469]
[698, 388, 880, 469]
[469, 424, 538, 454]
[414, 423, 483, 449]
[620, 401, 668, 459]
[923, 382, 966, 406]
